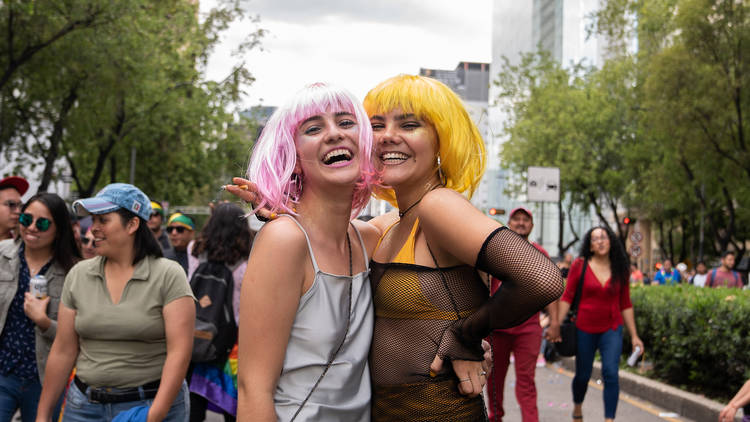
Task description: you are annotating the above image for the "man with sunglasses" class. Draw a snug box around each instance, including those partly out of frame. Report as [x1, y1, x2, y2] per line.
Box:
[0, 176, 29, 241]
[164, 212, 195, 274]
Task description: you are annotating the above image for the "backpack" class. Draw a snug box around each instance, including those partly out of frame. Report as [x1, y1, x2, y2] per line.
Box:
[707, 268, 741, 288]
[189, 260, 237, 363]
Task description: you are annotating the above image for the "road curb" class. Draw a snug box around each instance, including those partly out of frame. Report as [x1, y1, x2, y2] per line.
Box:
[557, 357, 741, 422]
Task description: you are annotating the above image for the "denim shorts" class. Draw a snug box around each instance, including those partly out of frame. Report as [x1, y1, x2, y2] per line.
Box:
[62, 379, 189, 422]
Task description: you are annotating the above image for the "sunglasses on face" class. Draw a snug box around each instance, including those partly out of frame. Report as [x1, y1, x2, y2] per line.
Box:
[81, 237, 94, 246]
[166, 226, 188, 234]
[19, 213, 52, 232]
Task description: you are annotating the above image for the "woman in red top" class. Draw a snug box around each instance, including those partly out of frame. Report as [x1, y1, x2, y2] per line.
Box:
[558, 226, 644, 422]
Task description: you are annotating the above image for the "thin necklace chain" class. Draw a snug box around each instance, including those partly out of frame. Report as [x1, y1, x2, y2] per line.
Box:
[398, 183, 444, 219]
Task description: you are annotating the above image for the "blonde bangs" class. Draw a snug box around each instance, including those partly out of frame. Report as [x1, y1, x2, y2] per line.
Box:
[364, 74, 486, 202]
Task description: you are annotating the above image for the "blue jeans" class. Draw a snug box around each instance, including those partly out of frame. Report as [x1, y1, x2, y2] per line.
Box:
[572, 325, 623, 419]
[62, 380, 189, 422]
[0, 373, 42, 422]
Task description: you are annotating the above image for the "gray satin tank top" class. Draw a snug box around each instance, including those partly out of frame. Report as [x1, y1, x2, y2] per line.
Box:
[273, 216, 373, 421]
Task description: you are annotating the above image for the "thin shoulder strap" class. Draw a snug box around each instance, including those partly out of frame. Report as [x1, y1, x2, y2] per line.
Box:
[279, 215, 320, 273]
[350, 222, 369, 269]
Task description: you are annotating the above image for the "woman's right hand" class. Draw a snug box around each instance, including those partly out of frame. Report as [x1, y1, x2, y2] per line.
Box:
[225, 177, 275, 220]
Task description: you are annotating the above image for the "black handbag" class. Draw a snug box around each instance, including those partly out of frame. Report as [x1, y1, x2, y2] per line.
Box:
[555, 261, 588, 357]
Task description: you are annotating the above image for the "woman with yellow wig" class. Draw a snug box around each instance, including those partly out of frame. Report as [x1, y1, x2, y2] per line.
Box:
[364, 74, 563, 421]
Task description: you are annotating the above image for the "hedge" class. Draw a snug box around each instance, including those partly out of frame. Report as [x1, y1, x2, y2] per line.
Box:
[629, 284, 750, 400]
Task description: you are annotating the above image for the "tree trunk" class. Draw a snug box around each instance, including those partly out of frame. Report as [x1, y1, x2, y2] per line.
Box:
[39, 85, 78, 192]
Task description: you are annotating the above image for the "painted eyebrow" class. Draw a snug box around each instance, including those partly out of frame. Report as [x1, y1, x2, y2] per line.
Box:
[299, 112, 355, 126]
[370, 114, 417, 121]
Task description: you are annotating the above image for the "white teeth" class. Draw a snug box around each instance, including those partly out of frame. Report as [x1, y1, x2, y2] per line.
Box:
[380, 152, 409, 160]
[323, 148, 352, 163]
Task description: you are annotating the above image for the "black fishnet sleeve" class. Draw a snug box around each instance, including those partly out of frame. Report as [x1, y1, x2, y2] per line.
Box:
[437, 227, 564, 361]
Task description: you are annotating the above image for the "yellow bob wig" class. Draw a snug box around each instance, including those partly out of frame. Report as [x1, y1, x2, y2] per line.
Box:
[363, 74, 486, 205]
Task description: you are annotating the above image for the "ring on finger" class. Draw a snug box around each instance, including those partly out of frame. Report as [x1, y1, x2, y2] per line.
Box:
[459, 378, 471, 382]
[479, 371, 487, 376]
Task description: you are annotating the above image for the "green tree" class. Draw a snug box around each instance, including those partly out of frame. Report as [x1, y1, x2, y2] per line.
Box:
[1, 0, 262, 205]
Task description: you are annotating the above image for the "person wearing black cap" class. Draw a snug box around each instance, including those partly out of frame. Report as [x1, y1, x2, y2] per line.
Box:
[0, 176, 29, 241]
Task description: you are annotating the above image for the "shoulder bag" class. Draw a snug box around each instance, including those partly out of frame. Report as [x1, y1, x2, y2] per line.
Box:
[555, 260, 588, 357]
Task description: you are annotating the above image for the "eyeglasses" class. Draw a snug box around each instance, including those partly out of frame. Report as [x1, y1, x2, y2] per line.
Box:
[81, 237, 94, 246]
[166, 226, 188, 234]
[19, 213, 52, 232]
[2, 200, 21, 210]
[150, 212, 161, 218]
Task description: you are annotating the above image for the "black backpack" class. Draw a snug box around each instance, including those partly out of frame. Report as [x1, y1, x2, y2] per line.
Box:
[189, 260, 237, 363]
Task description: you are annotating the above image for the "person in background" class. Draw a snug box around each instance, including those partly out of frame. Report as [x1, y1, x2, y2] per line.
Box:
[557, 253, 574, 279]
[0, 193, 80, 421]
[629, 263, 644, 285]
[707, 251, 743, 288]
[36, 183, 195, 422]
[165, 213, 195, 275]
[719, 378, 750, 422]
[148, 201, 172, 252]
[186, 203, 255, 422]
[486, 207, 560, 422]
[558, 226, 644, 422]
[653, 259, 681, 285]
[0, 176, 29, 241]
[690, 261, 708, 287]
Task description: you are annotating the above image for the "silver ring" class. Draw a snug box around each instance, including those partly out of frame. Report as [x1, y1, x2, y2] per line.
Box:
[459, 378, 471, 382]
[479, 371, 487, 376]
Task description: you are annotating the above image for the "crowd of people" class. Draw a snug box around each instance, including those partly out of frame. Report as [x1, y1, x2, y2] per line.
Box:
[0, 73, 746, 422]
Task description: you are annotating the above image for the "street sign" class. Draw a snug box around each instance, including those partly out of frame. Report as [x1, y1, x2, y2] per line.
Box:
[630, 231, 643, 243]
[527, 166, 560, 202]
[630, 245, 642, 258]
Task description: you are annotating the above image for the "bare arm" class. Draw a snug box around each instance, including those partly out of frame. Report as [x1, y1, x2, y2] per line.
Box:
[36, 304, 78, 422]
[621, 307, 643, 353]
[419, 189, 564, 360]
[557, 300, 572, 325]
[545, 299, 561, 342]
[237, 220, 308, 422]
[719, 379, 750, 421]
[147, 296, 195, 422]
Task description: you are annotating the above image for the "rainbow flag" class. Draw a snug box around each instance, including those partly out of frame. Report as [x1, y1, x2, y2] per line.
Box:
[189, 344, 238, 416]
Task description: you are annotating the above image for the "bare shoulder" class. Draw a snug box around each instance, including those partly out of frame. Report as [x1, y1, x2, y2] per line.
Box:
[351, 219, 381, 256]
[252, 217, 308, 262]
[418, 188, 481, 223]
[369, 210, 399, 233]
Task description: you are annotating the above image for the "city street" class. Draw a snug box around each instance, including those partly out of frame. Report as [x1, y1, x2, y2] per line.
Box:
[496, 362, 695, 422]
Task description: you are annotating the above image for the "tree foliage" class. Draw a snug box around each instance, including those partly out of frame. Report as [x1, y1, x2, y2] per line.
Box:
[496, 0, 750, 262]
[1, 0, 263, 205]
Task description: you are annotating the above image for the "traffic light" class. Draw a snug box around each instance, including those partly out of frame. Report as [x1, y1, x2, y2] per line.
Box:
[622, 216, 634, 225]
[489, 208, 505, 216]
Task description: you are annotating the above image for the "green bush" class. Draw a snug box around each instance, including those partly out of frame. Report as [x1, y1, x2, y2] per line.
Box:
[630, 285, 750, 399]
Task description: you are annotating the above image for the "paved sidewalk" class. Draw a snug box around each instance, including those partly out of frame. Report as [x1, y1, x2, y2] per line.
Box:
[495, 361, 697, 421]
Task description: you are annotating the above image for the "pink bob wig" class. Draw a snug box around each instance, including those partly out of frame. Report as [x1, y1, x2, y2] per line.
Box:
[246, 83, 377, 218]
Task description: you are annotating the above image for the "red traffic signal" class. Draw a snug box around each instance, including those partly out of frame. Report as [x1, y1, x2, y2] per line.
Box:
[489, 208, 505, 216]
[622, 217, 631, 225]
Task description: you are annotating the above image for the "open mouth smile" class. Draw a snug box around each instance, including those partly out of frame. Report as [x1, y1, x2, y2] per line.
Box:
[322, 148, 353, 167]
[379, 151, 410, 165]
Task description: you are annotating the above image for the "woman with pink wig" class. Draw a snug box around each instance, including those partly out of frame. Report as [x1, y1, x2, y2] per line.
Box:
[231, 83, 380, 421]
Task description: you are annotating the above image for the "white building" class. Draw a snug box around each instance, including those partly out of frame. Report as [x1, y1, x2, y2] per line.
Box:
[486, 0, 610, 256]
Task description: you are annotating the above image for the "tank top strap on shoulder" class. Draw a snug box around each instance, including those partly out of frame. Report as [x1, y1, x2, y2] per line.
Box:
[279, 215, 320, 274]
[393, 218, 420, 265]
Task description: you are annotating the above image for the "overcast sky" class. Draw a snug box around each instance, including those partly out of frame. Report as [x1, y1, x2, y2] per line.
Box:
[201, 0, 492, 108]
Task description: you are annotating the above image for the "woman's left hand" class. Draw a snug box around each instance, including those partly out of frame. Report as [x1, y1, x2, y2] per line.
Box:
[23, 293, 50, 327]
[631, 336, 645, 354]
[430, 354, 487, 397]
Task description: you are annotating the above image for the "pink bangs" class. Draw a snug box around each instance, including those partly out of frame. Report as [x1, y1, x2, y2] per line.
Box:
[246, 83, 377, 218]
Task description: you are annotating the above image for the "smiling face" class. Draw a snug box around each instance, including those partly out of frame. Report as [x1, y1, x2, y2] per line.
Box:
[19, 200, 56, 252]
[294, 111, 362, 192]
[370, 108, 440, 191]
[81, 227, 97, 259]
[508, 211, 533, 239]
[90, 212, 138, 258]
